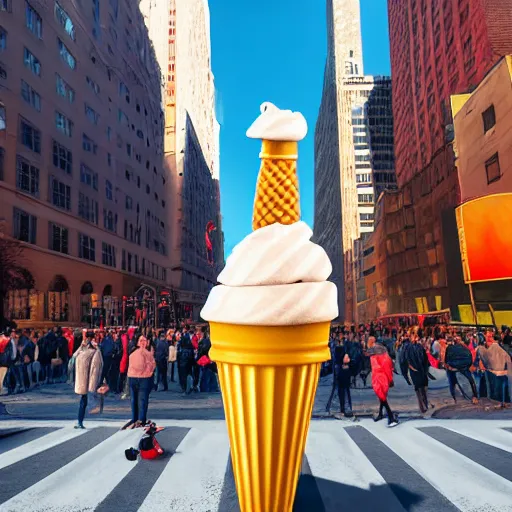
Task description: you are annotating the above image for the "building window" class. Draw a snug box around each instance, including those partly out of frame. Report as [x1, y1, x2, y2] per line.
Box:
[52, 140, 72, 174]
[86, 76, 100, 95]
[55, 111, 73, 137]
[20, 118, 41, 153]
[482, 105, 496, 133]
[358, 194, 374, 204]
[363, 266, 376, 277]
[118, 109, 129, 126]
[126, 143, 131, 156]
[54, 2, 75, 40]
[485, 153, 501, 185]
[49, 222, 68, 254]
[107, 153, 112, 166]
[119, 82, 130, 102]
[0, 26, 6, 51]
[0, 147, 4, 180]
[50, 176, 71, 210]
[1, 0, 11, 12]
[21, 80, 41, 111]
[16, 156, 39, 196]
[85, 103, 99, 125]
[82, 133, 98, 154]
[58, 38, 76, 69]
[26, 2, 42, 38]
[102, 242, 116, 267]
[13, 207, 37, 244]
[360, 213, 374, 221]
[121, 249, 126, 270]
[78, 192, 99, 224]
[56, 73, 75, 102]
[105, 180, 113, 200]
[103, 209, 117, 232]
[125, 195, 133, 210]
[79, 234, 95, 261]
[107, 126, 112, 140]
[80, 163, 98, 190]
[23, 47, 41, 76]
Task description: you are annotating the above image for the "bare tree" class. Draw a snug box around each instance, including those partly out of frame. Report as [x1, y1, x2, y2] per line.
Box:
[0, 234, 34, 329]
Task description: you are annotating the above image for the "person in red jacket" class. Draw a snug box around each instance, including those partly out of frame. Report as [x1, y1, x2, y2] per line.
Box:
[367, 337, 399, 427]
[119, 331, 129, 397]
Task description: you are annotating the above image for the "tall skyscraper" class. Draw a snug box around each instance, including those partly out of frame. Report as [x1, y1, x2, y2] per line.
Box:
[0, 0, 168, 326]
[141, 0, 223, 321]
[375, 0, 512, 318]
[314, 0, 395, 322]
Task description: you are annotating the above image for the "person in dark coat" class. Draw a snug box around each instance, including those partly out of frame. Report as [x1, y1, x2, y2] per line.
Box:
[177, 326, 195, 394]
[334, 341, 353, 417]
[403, 336, 431, 413]
[445, 336, 478, 403]
[154, 331, 169, 391]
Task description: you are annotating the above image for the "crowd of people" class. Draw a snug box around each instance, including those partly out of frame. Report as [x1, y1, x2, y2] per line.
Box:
[0, 324, 219, 428]
[325, 323, 512, 425]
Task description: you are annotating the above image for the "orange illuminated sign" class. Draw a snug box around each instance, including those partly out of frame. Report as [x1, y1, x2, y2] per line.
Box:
[455, 193, 512, 283]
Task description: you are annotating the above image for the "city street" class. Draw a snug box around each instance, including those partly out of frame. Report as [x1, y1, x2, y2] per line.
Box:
[0, 418, 511, 511]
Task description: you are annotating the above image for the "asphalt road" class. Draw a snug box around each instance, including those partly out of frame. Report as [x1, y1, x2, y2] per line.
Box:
[0, 418, 511, 511]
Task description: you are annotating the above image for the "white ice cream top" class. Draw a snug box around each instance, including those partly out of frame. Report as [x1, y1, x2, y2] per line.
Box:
[246, 102, 308, 142]
[201, 222, 339, 326]
[218, 222, 332, 286]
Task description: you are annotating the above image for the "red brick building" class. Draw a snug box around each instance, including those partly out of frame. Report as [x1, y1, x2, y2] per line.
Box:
[357, 0, 512, 320]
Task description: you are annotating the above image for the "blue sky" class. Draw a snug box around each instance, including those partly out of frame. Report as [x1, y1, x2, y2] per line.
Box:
[209, 0, 391, 256]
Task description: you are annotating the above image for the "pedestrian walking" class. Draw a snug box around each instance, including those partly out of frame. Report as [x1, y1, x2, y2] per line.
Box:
[367, 336, 399, 427]
[154, 331, 169, 391]
[74, 332, 103, 429]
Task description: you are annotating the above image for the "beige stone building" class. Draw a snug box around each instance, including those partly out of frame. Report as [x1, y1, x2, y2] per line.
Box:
[141, 0, 223, 321]
[0, 0, 171, 327]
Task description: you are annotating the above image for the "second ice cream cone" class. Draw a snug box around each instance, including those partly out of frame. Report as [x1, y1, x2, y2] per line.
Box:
[252, 140, 300, 231]
[210, 322, 330, 512]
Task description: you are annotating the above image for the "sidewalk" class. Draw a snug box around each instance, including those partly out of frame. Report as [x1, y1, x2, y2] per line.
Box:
[1, 369, 510, 421]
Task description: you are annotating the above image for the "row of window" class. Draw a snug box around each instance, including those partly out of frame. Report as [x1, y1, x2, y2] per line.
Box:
[12, 206, 166, 280]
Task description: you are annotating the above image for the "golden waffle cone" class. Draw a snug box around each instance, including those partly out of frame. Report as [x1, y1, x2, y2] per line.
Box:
[210, 322, 330, 512]
[252, 140, 300, 231]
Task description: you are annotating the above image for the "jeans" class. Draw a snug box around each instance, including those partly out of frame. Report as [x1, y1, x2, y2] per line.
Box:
[78, 394, 88, 425]
[129, 377, 152, 423]
[178, 359, 193, 392]
[168, 361, 176, 382]
[155, 362, 168, 390]
[447, 369, 478, 400]
[199, 366, 218, 392]
[379, 400, 394, 423]
[13, 365, 24, 390]
[487, 371, 510, 403]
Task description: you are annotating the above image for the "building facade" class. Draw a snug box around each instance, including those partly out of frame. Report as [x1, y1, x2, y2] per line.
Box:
[357, 0, 512, 322]
[315, 0, 396, 322]
[141, 0, 223, 321]
[0, 0, 170, 326]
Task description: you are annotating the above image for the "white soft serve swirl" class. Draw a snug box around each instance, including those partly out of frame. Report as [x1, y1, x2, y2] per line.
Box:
[201, 222, 339, 326]
[246, 102, 308, 142]
[218, 222, 332, 286]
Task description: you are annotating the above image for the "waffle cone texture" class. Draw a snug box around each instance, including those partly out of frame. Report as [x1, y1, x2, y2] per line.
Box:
[252, 140, 300, 231]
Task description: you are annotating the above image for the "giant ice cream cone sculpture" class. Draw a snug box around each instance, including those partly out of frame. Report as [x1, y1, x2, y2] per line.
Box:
[201, 102, 338, 512]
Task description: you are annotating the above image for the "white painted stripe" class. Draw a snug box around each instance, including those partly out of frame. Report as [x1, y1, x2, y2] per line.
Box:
[364, 422, 512, 511]
[0, 427, 87, 470]
[0, 429, 143, 512]
[138, 428, 230, 512]
[305, 430, 388, 490]
[444, 423, 512, 454]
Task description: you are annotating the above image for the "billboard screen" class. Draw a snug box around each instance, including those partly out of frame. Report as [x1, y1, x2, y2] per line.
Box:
[455, 193, 512, 283]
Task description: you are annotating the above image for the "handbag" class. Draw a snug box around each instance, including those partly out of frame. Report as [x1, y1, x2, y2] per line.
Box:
[97, 384, 110, 395]
[51, 349, 62, 367]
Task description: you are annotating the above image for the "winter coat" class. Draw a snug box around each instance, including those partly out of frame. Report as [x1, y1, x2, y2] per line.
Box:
[120, 334, 129, 374]
[334, 345, 352, 387]
[127, 347, 156, 379]
[21, 340, 36, 363]
[155, 339, 169, 364]
[445, 344, 473, 372]
[74, 345, 103, 395]
[367, 344, 394, 402]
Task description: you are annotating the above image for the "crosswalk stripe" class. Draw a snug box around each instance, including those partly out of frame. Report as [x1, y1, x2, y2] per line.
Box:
[95, 427, 190, 512]
[0, 427, 86, 470]
[364, 422, 512, 511]
[0, 429, 143, 512]
[443, 423, 512, 454]
[0, 427, 116, 507]
[345, 426, 458, 512]
[138, 428, 230, 512]
[305, 429, 406, 511]
[418, 426, 512, 483]
[0, 427, 57, 456]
